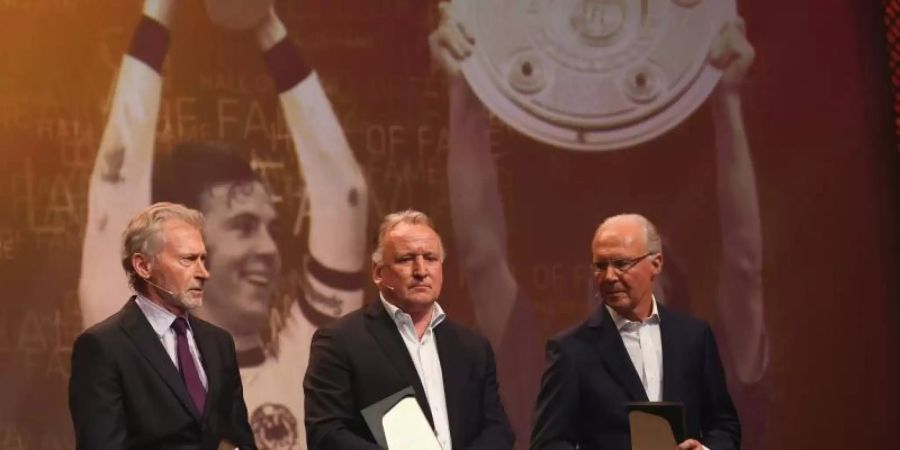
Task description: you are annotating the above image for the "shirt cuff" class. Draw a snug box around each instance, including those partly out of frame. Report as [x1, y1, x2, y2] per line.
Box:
[263, 38, 312, 93]
[127, 16, 170, 73]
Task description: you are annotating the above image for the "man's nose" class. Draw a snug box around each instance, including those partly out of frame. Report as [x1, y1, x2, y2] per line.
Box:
[255, 227, 278, 256]
[412, 256, 427, 276]
[196, 260, 210, 280]
[597, 265, 618, 282]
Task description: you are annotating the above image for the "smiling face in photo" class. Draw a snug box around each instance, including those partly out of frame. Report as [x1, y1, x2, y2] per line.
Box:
[198, 181, 282, 336]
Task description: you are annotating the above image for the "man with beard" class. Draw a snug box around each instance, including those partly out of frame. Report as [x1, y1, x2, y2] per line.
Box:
[78, 1, 368, 448]
[69, 202, 256, 449]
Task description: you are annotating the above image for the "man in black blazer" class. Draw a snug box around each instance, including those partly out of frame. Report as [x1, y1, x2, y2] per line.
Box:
[531, 214, 739, 450]
[69, 203, 256, 449]
[304, 210, 514, 449]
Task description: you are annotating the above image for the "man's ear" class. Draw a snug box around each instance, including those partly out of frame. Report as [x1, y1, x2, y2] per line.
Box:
[132, 253, 153, 279]
[650, 252, 663, 276]
[372, 261, 383, 286]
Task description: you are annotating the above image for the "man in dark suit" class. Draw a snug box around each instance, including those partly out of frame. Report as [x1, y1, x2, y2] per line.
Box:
[531, 214, 739, 450]
[304, 209, 514, 449]
[69, 202, 256, 449]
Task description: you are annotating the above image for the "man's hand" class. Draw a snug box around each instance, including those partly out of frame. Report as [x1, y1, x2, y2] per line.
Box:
[428, 1, 474, 77]
[142, 0, 177, 28]
[709, 17, 755, 93]
[676, 438, 705, 450]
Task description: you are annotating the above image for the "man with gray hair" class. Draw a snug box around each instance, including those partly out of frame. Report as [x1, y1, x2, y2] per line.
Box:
[531, 214, 740, 450]
[304, 209, 514, 449]
[69, 202, 256, 449]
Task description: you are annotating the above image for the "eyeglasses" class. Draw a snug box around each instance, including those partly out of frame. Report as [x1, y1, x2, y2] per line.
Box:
[592, 252, 656, 274]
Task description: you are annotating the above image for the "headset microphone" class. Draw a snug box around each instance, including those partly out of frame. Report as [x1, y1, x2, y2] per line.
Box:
[144, 277, 176, 297]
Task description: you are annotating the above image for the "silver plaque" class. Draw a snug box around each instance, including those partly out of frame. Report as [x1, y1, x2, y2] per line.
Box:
[456, 0, 735, 151]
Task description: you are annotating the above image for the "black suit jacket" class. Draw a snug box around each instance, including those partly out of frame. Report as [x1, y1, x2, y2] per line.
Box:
[531, 304, 739, 450]
[69, 297, 256, 450]
[304, 299, 514, 450]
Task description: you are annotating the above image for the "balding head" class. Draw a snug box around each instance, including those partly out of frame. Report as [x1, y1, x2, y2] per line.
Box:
[593, 213, 661, 255]
[591, 213, 663, 321]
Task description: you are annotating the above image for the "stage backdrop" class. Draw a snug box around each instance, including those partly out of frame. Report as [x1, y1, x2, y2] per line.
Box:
[0, 1, 897, 449]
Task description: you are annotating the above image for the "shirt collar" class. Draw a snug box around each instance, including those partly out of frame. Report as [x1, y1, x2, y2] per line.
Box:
[135, 294, 191, 337]
[379, 292, 446, 330]
[606, 295, 661, 331]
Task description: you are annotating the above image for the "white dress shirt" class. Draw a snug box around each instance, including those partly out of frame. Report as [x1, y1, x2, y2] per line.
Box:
[607, 298, 712, 450]
[135, 294, 208, 390]
[607, 297, 662, 402]
[380, 295, 452, 450]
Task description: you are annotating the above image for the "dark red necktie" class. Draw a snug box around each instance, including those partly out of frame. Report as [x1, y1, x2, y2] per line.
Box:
[171, 317, 206, 414]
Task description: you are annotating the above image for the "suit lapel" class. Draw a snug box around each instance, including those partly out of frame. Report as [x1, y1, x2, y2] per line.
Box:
[189, 317, 218, 420]
[119, 298, 202, 420]
[434, 321, 464, 447]
[588, 307, 649, 402]
[658, 305, 683, 402]
[364, 300, 435, 428]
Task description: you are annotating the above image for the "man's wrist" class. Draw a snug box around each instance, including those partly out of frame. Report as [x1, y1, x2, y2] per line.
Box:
[128, 16, 171, 73]
[263, 39, 312, 93]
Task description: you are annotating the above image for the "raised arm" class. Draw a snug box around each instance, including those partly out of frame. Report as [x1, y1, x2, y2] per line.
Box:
[79, 0, 175, 328]
[255, 9, 368, 315]
[432, 1, 518, 348]
[708, 18, 769, 384]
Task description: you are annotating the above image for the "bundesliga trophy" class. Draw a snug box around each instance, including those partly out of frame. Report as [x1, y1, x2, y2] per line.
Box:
[455, 0, 735, 151]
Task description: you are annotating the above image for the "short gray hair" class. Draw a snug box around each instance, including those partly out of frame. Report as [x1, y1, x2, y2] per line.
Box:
[121, 202, 205, 292]
[595, 213, 662, 254]
[371, 209, 445, 264]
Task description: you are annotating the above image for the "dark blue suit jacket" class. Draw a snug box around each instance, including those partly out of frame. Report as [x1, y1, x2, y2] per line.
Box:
[530, 304, 739, 450]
